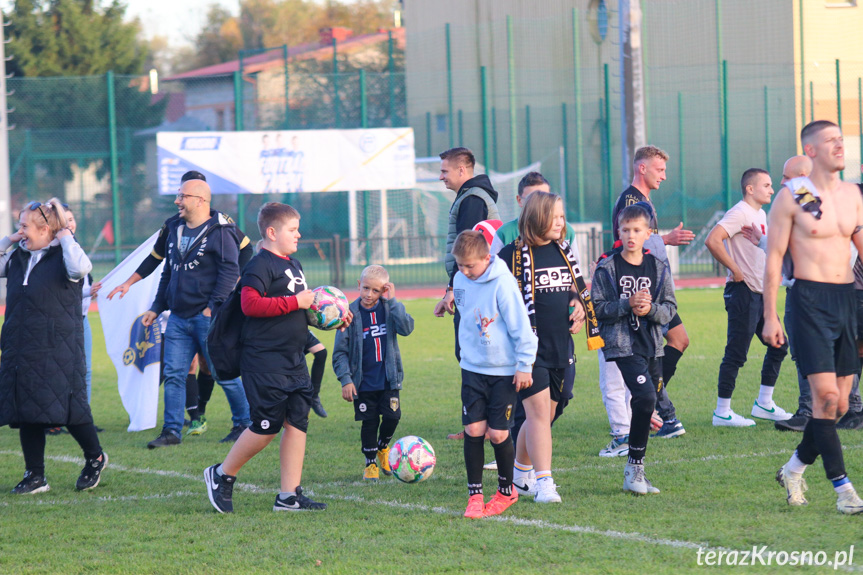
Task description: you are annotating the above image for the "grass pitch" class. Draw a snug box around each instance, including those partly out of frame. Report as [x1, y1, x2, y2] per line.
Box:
[1, 289, 861, 574]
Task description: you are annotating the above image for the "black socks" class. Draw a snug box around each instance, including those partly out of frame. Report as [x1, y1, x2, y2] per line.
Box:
[464, 433, 484, 496]
[491, 436, 515, 496]
[662, 345, 683, 387]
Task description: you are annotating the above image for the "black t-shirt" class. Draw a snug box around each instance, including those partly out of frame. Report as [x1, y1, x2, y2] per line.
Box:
[240, 250, 310, 374]
[498, 242, 574, 369]
[613, 252, 658, 357]
[612, 186, 659, 242]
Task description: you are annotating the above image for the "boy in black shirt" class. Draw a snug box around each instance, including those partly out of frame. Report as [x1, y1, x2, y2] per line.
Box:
[592, 204, 677, 495]
[605, 147, 692, 442]
[333, 265, 415, 481]
[204, 202, 352, 513]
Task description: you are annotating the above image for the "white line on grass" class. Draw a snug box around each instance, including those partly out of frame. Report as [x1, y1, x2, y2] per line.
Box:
[327, 493, 863, 572]
[2, 450, 861, 571]
[6, 443, 861, 494]
[554, 442, 863, 474]
[0, 490, 198, 507]
[329, 492, 706, 548]
[0, 450, 271, 494]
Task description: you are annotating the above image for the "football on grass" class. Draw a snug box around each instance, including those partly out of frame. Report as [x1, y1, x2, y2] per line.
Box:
[306, 286, 349, 330]
[388, 435, 436, 483]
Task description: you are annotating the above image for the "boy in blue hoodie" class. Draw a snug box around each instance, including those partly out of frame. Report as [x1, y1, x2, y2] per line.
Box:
[451, 230, 538, 519]
[591, 204, 677, 496]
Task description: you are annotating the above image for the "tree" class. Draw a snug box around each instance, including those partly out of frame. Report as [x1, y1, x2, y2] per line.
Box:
[4, 0, 148, 77]
[188, 0, 395, 69]
[191, 4, 244, 69]
[3, 0, 165, 212]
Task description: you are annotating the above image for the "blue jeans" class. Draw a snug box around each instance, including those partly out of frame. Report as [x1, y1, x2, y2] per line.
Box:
[162, 313, 250, 436]
[83, 315, 93, 404]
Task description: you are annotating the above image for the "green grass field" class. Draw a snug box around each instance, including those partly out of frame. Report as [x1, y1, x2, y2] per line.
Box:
[1, 289, 861, 574]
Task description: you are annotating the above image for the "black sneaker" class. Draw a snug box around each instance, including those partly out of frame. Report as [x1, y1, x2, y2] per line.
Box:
[76, 452, 108, 491]
[219, 425, 247, 443]
[204, 464, 235, 513]
[12, 471, 50, 495]
[837, 410, 863, 430]
[45, 427, 67, 435]
[273, 486, 326, 511]
[775, 412, 810, 432]
[147, 430, 181, 449]
[311, 396, 328, 418]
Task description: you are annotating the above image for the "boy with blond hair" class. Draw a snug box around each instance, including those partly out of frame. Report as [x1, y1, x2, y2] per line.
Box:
[452, 230, 537, 518]
[333, 264, 415, 480]
[204, 202, 352, 513]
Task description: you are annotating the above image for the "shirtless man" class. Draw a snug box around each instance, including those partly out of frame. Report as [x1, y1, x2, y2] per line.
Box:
[764, 120, 863, 514]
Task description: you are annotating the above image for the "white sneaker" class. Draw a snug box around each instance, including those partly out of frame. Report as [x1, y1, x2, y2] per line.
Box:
[483, 460, 498, 470]
[534, 479, 562, 503]
[776, 464, 808, 506]
[837, 488, 863, 515]
[598, 435, 629, 457]
[513, 469, 536, 496]
[751, 401, 793, 421]
[713, 410, 756, 427]
[623, 463, 660, 495]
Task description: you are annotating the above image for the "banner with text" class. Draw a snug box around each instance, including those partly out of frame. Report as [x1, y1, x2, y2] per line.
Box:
[157, 128, 416, 194]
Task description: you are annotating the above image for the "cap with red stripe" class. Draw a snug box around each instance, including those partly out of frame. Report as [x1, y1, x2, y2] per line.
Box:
[472, 219, 504, 245]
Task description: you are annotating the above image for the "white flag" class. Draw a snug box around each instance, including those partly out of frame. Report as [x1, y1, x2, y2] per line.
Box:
[97, 231, 166, 432]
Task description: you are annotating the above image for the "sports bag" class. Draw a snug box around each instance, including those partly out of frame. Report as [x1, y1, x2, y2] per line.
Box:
[206, 284, 244, 381]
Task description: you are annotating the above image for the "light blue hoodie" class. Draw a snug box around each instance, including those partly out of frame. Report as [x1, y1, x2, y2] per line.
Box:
[453, 255, 538, 375]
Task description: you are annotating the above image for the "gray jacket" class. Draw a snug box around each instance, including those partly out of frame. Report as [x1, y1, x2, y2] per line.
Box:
[444, 175, 500, 277]
[332, 297, 415, 389]
[590, 251, 677, 360]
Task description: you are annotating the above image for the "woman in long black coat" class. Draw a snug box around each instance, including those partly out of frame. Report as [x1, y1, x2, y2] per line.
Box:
[0, 198, 107, 494]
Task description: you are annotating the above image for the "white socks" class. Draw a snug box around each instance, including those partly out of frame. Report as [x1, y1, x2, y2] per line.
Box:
[786, 452, 808, 476]
[757, 385, 775, 407]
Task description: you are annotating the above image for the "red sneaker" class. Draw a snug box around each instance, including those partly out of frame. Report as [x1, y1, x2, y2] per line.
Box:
[482, 490, 518, 517]
[446, 431, 465, 440]
[464, 494, 485, 519]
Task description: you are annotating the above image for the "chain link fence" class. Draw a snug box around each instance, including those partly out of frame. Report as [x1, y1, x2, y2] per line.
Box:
[10, 12, 863, 287]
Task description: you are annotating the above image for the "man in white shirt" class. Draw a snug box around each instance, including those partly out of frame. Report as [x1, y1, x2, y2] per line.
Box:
[705, 168, 791, 426]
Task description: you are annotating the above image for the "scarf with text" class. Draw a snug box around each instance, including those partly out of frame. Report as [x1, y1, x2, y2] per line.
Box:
[512, 238, 604, 351]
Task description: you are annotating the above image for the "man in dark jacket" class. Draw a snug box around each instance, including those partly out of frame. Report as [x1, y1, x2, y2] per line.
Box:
[106, 170, 252, 433]
[142, 179, 251, 447]
[433, 147, 500, 328]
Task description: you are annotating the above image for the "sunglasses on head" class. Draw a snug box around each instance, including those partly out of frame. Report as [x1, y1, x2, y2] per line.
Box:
[26, 201, 50, 225]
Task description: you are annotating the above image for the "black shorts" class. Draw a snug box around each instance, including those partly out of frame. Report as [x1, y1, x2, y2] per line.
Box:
[305, 330, 322, 353]
[665, 312, 683, 331]
[354, 389, 401, 421]
[242, 371, 312, 435]
[461, 369, 516, 430]
[519, 366, 566, 402]
[789, 279, 859, 378]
